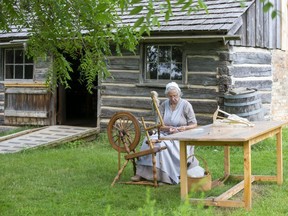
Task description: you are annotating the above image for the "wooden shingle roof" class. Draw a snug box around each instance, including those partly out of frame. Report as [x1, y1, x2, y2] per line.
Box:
[0, 0, 254, 39]
[119, 0, 254, 34]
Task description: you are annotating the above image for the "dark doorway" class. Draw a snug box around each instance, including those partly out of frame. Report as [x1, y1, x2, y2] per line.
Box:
[57, 55, 98, 127]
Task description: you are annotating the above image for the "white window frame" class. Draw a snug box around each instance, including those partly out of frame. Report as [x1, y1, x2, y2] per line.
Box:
[4, 47, 34, 80]
[144, 44, 183, 82]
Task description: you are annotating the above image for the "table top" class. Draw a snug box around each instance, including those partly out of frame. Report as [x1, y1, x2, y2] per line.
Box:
[160, 121, 288, 142]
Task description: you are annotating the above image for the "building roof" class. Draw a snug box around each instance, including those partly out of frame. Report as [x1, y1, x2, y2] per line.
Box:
[119, 0, 254, 34]
[0, 0, 254, 40]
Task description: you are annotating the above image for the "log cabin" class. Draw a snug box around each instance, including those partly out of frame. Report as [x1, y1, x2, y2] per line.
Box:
[0, 0, 287, 131]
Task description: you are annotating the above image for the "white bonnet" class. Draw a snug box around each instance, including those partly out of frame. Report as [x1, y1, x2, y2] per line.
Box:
[165, 82, 181, 93]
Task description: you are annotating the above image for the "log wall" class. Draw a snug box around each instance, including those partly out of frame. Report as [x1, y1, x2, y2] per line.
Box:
[100, 41, 230, 130]
[227, 46, 273, 119]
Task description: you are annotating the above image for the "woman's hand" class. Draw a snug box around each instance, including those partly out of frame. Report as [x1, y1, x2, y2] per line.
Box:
[169, 126, 185, 133]
[176, 126, 186, 132]
[169, 127, 179, 134]
[168, 124, 197, 134]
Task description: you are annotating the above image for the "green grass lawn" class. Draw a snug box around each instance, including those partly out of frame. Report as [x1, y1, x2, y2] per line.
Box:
[0, 127, 288, 216]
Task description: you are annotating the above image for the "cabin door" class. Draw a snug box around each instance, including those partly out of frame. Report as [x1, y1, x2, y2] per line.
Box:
[56, 56, 98, 127]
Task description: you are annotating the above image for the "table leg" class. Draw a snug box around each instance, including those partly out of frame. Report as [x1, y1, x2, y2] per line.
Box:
[276, 129, 283, 185]
[243, 141, 252, 210]
[224, 146, 230, 177]
[180, 141, 188, 200]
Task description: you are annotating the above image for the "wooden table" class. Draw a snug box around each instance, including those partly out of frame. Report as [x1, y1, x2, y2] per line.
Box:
[160, 121, 287, 210]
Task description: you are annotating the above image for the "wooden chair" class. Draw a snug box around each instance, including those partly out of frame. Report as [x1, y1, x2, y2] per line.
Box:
[107, 91, 166, 187]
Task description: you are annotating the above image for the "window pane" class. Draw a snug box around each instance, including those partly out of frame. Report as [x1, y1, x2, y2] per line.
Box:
[5, 65, 13, 79]
[5, 50, 14, 63]
[158, 46, 171, 62]
[15, 65, 23, 78]
[158, 63, 170, 80]
[147, 45, 158, 62]
[147, 63, 157, 79]
[15, 50, 24, 63]
[25, 65, 34, 79]
[171, 63, 182, 80]
[172, 46, 182, 62]
[145, 45, 183, 81]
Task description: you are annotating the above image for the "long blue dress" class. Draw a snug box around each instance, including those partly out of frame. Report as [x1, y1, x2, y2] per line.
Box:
[135, 98, 199, 184]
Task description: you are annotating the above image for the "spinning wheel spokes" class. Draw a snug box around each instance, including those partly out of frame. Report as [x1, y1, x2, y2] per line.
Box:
[107, 112, 141, 153]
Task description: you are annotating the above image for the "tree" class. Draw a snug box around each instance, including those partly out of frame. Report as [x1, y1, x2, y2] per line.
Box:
[0, 0, 277, 92]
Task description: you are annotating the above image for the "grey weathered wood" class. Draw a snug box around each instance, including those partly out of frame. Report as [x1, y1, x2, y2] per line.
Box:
[229, 65, 272, 78]
[102, 97, 153, 109]
[232, 51, 272, 64]
[4, 110, 48, 118]
[246, 2, 256, 47]
[263, 4, 270, 48]
[187, 56, 220, 72]
[107, 57, 140, 70]
[233, 80, 273, 91]
[4, 85, 53, 125]
[0, 125, 99, 153]
[5, 88, 48, 94]
[256, 0, 264, 47]
[187, 74, 218, 86]
[106, 71, 140, 83]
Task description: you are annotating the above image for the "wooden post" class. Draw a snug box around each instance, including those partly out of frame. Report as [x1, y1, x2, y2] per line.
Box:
[243, 141, 252, 210]
[276, 128, 283, 185]
[180, 141, 188, 200]
[224, 146, 230, 177]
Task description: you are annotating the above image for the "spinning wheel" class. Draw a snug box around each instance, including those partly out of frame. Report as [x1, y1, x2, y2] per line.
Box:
[108, 92, 166, 187]
[107, 112, 141, 153]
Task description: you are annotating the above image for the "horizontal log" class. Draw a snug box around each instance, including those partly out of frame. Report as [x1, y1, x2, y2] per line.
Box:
[5, 88, 48, 94]
[106, 71, 140, 83]
[187, 56, 220, 72]
[4, 83, 47, 88]
[232, 51, 272, 64]
[102, 96, 218, 114]
[4, 110, 48, 118]
[101, 108, 153, 120]
[4, 117, 50, 126]
[229, 65, 272, 78]
[187, 73, 218, 86]
[233, 80, 272, 91]
[101, 84, 219, 99]
[102, 97, 152, 109]
[107, 58, 140, 70]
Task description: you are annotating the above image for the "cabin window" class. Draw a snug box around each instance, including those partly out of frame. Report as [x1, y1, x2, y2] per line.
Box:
[145, 45, 183, 81]
[4, 48, 34, 80]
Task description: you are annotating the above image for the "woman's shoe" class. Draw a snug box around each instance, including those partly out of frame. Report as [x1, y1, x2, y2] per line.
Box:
[131, 175, 141, 182]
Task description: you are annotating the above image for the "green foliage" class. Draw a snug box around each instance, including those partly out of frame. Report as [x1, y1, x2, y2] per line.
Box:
[0, 0, 207, 92]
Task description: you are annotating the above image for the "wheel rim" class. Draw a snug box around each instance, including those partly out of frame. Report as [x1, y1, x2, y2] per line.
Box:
[107, 112, 141, 153]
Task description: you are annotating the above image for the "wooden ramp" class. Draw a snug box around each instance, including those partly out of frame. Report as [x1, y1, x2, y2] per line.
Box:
[0, 125, 99, 154]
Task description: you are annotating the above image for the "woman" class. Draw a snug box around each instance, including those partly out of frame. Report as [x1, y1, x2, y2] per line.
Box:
[131, 82, 199, 184]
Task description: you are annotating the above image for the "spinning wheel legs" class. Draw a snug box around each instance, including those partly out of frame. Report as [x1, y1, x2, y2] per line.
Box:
[108, 111, 166, 187]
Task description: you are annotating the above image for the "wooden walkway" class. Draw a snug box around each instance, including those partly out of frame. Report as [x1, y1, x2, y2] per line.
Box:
[0, 125, 99, 154]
